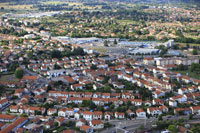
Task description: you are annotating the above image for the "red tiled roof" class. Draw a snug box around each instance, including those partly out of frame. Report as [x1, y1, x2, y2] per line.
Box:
[1, 117, 28, 133]
[0, 114, 16, 120]
[91, 120, 103, 125]
[80, 125, 91, 131]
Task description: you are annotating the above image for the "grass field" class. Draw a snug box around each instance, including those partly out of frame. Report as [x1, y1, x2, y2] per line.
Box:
[117, 20, 140, 25]
[179, 43, 200, 46]
[0, 74, 19, 82]
[93, 47, 108, 53]
[175, 70, 200, 80]
[0, 2, 34, 10]
[41, 1, 68, 5]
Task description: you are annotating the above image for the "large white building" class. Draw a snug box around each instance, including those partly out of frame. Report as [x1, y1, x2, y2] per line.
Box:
[129, 48, 160, 55]
[164, 40, 174, 48]
[155, 57, 199, 66]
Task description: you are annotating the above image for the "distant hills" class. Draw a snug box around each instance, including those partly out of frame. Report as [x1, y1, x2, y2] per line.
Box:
[0, 0, 199, 4]
[100, 0, 199, 3]
[0, 0, 40, 3]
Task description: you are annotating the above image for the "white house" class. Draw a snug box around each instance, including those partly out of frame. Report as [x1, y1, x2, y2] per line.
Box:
[93, 111, 102, 120]
[144, 100, 152, 106]
[169, 100, 177, 107]
[9, 105, 19, 113]
[104, 112, 112, 120]
[178, 88, 189, 95]
[76, 119, 86, 127]
[153, 90, 165, 98]
[80, 125, 93, 133]
[90, 120, 104, 130]
[170, 95, 187, 103]
[74, 112, 81, 120]
[58, 108, 67, 117]
[71, 84, 83, 90]
[123, 74, 133, 81]
[147, 107, 162, 116]
[115, 112, 125, 119]
[47, 108, 57, 116]
[190, 106, 200, 115]
[136, 109, 146, 118]
[66, 108, 74, 117]
[82, 111, 93, 121]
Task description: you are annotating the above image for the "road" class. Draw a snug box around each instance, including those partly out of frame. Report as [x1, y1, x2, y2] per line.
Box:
[20, 65, 37, 76]
[102, 115, 200, 133]
[102, 118, 156, 133]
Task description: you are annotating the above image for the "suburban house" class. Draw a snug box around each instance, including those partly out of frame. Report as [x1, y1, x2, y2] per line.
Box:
[147, 107, 162, 116]
[93, 111, 102, 120]
[76, 119, 86, 127]
[58, 108, 67, 117]
[136, 109, 146, 118]
[90, 120, 104, 130]
[104, 112, 113, 120]
[82, 111, 93, 121]
[190, 106, 200, 115]
[47, 108, 57, 116]
[170, 95, 187, 103]
[169, 100, 177, 107]
[80, 125, 93, 133]
[115, 112, 125, 119]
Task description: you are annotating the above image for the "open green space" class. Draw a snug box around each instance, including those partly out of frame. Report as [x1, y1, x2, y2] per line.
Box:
[0, 74, 19, 82]
[175, 70, 200, 80]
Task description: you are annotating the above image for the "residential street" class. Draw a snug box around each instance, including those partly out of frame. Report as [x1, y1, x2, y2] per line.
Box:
[102, 118, 156, 133]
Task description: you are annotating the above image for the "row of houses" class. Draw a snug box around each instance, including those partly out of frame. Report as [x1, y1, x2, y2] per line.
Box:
[143, 57, 199, 66]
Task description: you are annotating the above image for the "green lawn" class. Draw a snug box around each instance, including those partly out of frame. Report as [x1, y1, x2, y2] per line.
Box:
[117, 20, 140, 25]
[93, 47, 108, 53]
[175, 70, 200, 80]
[0, 74, 19, 82]
[179, 43, 200, 46]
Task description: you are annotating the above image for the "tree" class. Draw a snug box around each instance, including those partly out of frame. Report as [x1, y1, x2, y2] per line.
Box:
[35, 110, 42, 115]
[177, 64, 187, 71]
[192, 49, 198, 55]
[114, 39, 117, 45]
[82, 100, 96, 109]
[54, 64, 61, 70]
[158, 115, 163, 121]
[104, 40, 109, 47]
[138, 124, 144, 130]
[20, 113, 28, 117]
[27, 51, 33, 58]
[109, 104, 115, 111]
[14, 68, 24, 79]
[11, 96, 18, 100]
[189, 114, 193, 120]
[96, 106, 104, 112]
[8, 63, 19, 72]
[190, 63, 200, 73]
[54, 122, 58, 127]
[168, 125, 178, 133]
[51, 50, 62, 58]
[91, 64, 97, 70]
